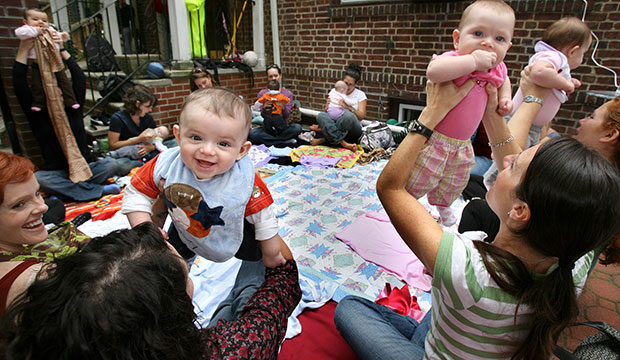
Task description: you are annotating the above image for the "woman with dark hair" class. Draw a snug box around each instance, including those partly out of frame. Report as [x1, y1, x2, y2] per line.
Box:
[249, 64, 302, 146]
[334, 80, 620, 359]
[1, 222, 301, 360]
[312, 63, 367, 151]
[190, 66, 219, 91]
[107, 84, 161, 161]
[459, 68, 620, 264]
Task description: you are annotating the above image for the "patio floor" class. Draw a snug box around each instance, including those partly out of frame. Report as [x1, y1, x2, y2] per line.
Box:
[557, 261, 620, 351]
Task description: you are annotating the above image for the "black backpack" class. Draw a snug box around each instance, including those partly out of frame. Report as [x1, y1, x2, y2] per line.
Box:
[84, 32, 120, 72]
[555, 322, 620, 360]
[96, 75, 134, 103]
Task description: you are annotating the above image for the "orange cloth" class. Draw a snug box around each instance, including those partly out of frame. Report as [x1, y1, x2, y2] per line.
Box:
[257, 92, 290, 115]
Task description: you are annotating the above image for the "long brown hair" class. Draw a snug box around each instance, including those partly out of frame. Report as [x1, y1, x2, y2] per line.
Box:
[475, 137, 620, 359]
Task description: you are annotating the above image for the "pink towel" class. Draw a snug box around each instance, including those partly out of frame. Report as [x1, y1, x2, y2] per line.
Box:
[335, 210, 432, 291]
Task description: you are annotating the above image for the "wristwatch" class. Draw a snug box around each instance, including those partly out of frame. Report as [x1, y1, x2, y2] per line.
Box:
[407, 119, 433, 140]
[523, 95, 544, 106]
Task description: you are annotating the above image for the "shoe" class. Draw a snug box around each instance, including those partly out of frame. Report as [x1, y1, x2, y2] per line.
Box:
[71, 212, 92, 227]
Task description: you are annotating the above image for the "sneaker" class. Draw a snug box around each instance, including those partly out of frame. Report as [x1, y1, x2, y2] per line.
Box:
[298, 131, 315, 142]
[71, 212, 92, 227]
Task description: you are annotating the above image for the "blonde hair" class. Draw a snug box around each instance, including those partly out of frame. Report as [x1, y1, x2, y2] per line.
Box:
[542, 17, 591, 51]
[179, 87, 251, 132]
[459, 0, 515, 29]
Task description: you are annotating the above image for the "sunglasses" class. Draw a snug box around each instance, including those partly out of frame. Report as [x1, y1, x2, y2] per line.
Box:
[267, 64, 280, 70]
[192, 67, 206, 74]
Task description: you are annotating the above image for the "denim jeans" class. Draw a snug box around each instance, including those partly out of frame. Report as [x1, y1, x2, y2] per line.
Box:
[249, 123, 302, 146]
[471, 155, 493, 177]
[316, 111, 362, 144]
[35, 157, 120, 201]
[207, 259, 266, 327]
[334, 296, 431, 360]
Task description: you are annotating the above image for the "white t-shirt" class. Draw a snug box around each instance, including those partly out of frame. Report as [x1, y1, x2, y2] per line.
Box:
[347, 88, 367, 112]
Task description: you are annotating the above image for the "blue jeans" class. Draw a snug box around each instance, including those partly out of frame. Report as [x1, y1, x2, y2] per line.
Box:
[36, 157, 120, 201]
[334, 296, 431, 360]
[249, 123, 302, 146]
[471, 156, 493, 177]
[316, 110, 362, 144]
[207, 259, 266, 327]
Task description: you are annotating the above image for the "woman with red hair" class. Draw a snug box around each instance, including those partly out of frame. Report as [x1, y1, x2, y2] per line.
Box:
[0, 152, 89, 316]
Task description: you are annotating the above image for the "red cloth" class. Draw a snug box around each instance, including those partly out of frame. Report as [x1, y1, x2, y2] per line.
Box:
[278, 301, 359, 360]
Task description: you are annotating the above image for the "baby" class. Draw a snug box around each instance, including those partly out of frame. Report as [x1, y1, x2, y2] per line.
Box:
[122, 87, 285, 268]
[327, 80, 357, 121]
[109, 125, 170, 160]
[14, 8, 79, 112]
[410, 0, 515, 226]
[512, 17, 591, 147]
[255, 80, 290, 136]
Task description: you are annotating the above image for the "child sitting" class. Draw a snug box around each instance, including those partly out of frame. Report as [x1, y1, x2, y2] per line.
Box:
[109, 125, 169, 160]
[122, 88, 285, 268]
[511, 17, 591, 147]
[327, 80, 357, 121]
[14, 8, 79, 112]
[411, 0, 515, 226]
[255, 80, 290, 136]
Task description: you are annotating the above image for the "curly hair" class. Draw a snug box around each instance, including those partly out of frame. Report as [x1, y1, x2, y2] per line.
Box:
[0, 223, 204, 360]
[122, 84, 158, 116]
[474, 137, 620, 359]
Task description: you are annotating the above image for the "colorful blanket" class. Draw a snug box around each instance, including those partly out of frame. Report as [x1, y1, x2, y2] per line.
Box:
[290, 145, 364, 168]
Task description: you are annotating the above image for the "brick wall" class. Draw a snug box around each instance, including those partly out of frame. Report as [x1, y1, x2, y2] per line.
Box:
[0, 0, 40, 162]
[275, 0, 620, 135]
[145, 73, 267, 129]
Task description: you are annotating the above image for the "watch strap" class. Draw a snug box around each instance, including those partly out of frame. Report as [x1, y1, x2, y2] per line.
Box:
[407, 119, 433, 140]
[523, 95, 544, 106]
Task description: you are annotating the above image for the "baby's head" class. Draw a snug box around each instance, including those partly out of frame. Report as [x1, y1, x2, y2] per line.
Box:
[267, 80, 280, 92]
[174, 88, 252, 180]
[334, 80, 348, 94]
[23, 8, 48, 28]
[454, 0, 515, 67]
[154, 126, 169, 139]
[542, 17, 592, 70]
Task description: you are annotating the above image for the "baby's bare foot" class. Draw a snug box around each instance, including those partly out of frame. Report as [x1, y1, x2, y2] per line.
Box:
[309, 124, 321, 132]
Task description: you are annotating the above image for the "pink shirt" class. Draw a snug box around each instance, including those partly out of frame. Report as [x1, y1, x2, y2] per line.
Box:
[433, 51, 508, 140]
[512, 41, 570, 127]
[14, 25, 60, 60]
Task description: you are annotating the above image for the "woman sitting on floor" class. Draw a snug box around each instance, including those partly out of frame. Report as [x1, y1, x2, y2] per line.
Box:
[0, 152, 89, 317]
[190, 66, 219, 90]
[334, 80, 620, 359]
[312, 63, 367, 151]
[1, 222, 301, 360]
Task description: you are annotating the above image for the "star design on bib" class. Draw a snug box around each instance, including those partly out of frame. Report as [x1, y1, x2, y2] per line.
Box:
[190, 200, 225, 230]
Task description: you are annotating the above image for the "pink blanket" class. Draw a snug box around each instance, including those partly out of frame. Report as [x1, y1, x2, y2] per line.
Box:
[335, 210, 432, 291]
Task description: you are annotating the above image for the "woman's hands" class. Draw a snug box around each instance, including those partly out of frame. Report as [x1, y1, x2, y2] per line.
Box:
[520, 65, 551, 100]
[15, 39, 34, 64]
[419, 79, 475, 129]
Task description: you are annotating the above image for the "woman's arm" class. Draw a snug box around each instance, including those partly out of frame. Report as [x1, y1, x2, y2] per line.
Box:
[376, 80, 474, 274]
[13, 40, 35, 113]
[108, 129, 151, 150]
[350, 99, 367, 120]
[63, 50, 86, 106]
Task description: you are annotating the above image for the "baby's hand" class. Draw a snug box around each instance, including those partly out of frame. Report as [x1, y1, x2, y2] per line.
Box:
[60, 31, 70, 41]
[471, 50, 496, 72]
[564, 80, 576, 94]
[571, 78, 582, 90]
[497, 98, 513, 116]
[263, 252, 286, 268]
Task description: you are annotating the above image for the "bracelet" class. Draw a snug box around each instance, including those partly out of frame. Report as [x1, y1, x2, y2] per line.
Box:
[488, 134, 514, 148]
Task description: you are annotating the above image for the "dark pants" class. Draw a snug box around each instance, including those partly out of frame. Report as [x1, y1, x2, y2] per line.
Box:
[31, 63, 78, 110]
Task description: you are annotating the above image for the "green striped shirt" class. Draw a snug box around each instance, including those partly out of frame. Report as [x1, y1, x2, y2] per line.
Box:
[424, 231, 593, 359]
